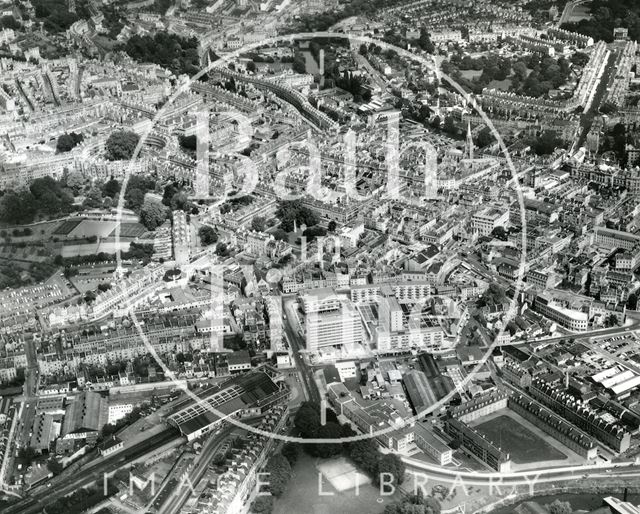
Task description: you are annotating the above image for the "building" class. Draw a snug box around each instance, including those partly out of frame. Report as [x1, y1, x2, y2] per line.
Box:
[529, 377, 631, 453]
[508, 393, 598, 459]
[472, 207, 509, 236]
[61, 391, 108, 440]
[403, 370, 439, 417]
[305, 298, 363, 352]
[593, 227, 640, 251]
[414, 424, 453, 466]
[227, 350, 252, 373]
[444, 417, 511, 472]
[97, 436, 124, 456]
[533, 294, 588, 331]
[172, 210, 191, 266]
[449, 390, 508, 423]
[166, 371, 290, 441]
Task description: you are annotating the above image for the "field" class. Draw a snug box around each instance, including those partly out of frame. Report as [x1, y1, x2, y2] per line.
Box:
[474, 414, 567, 464]
[274, 453, 401, 514]
[53, 219, 82, 235]
[108, 223, 147, 238]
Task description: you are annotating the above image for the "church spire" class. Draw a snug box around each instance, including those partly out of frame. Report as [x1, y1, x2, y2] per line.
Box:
[466, 120, 474, 160]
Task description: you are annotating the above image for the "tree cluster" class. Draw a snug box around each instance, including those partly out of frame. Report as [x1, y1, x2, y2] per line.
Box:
[302, 225, 327, 242]
[198, 225, 218, 246]
[562, 0, 640, 43]
[140, 200, 168, 231]
[527, 130, 565, 156]
[384, 491, 442, 514]
[545, 500, 573, 514]
[0, 177, 74, 224]
[56, 132, 84, 153]
[105, 130, 140, 161]
[123, 32, 201, 76]
[293, 401, 406, 485]
[32, 0, 84, 33]
[276, 200, 318, 232]
[335, 71, 372, 103]
[123, 175, 157, 212]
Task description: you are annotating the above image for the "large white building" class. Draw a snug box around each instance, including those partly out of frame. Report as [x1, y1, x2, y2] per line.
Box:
[305, 301, 363, 351]
[472, 207, 509, 236]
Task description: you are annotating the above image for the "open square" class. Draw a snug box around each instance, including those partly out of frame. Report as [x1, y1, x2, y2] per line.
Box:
[474, 414, 568, 464]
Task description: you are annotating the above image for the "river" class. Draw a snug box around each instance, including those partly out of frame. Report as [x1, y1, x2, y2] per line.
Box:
[490, 492, 640, 514]
[301, 50, 320, 75]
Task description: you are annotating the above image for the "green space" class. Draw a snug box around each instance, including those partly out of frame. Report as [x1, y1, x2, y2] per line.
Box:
[53, 220, 83, 236]
[562, 0, 640, 43]
[122, 32, 201, 76]
[475, 414, 567, 464]
[273, 452, 401, 514]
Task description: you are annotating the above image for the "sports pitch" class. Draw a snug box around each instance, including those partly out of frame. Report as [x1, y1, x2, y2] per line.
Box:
[474, 414, 568, 464]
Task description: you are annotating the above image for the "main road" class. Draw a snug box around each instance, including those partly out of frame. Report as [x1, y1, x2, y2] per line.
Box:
[282, 297, 321, 405]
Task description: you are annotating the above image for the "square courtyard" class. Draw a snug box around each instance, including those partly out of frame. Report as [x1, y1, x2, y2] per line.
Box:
[473, 414, 568, 464]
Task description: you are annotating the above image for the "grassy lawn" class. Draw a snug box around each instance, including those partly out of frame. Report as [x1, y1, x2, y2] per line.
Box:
[474, 415, 567, 464]
[274, 452, 401, 514]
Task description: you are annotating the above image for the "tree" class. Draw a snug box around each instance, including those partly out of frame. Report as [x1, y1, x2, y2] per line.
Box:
[627, 293, 637, 310]
[276, 200, 318, 232]
[604, 313, 619, 327]
[178, 135, 197, 152]
[251, 496, 274, 514]
[272, 228, 288, 241]
[251, 216, 267, 232]
[530, 130, 563, 156]
[476, 127, 494, 148]
[302, 225, 327, 243]
[105, 130, 140, 161]
[327, 220, 337, 232]
[265, 454, 292, 497]
[292, 52, 306, 74]
[281, 442, 300, 466]
[571, 52, 590, 67]
[246, 61, 257, 72]
[376, 453, 405, 489]
[47, 458, 64, 475]
[294, 401, 321, 438]
[491, 226, 508, 241]
[215, 242, 229, 257]
[311, 422, 343, 458]
[546, 500, 572, 514]
[65, 170, 86, 193]
[17, 446, 37, 466]
[102, 178, 121, 199]
[443, 115, 458, 136]
[348, 439, 380, 476]
[140, 201, 168, 230]
[199, 226, 218, 246]
[56, 132, 84, 153]
[0, 191, 37, 224]
[123, 32, 201, 76]
[385, 493, 441, 514]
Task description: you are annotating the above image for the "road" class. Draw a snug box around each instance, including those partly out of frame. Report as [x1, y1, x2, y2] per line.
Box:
[15, 337, 39, 452]
[283, 298, 321, 405]
[403, 457, 640, 488]
[158, 425, 233, 514]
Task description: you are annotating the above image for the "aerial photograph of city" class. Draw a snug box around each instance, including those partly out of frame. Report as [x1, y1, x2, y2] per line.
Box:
[3, 0, 640, 513]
